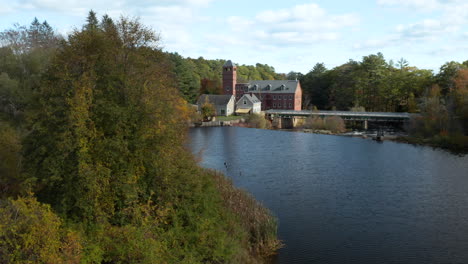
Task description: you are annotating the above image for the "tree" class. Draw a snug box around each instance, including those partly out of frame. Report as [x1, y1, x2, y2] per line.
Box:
[85, 10, 99, 31]
[0, 122, 23, 198]
[169, 52, 200, 103]
[0, 196, 82, 263]
[437, 61, 463, 96]
[22, 14, 188, 221]
[453, 69, 468, 134]
[328, 60, 360, 110]
[286, 71, 300, 80]
[301, 63, 330, 109]
[0, 19, 61, 125]
[201, 99, 215, 121]
[396, 58, 409, 70]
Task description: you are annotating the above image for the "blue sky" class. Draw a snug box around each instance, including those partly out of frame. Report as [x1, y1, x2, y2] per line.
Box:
[0, 0, 467, 74]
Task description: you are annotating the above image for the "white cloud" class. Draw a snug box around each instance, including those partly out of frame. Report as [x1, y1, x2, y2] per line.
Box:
[355, 0, 468, 50]
[377, 0, 441, 11]
[1, 0, 216, 16]
[225, 3, 359, 47]
[396, 19, 456, 40]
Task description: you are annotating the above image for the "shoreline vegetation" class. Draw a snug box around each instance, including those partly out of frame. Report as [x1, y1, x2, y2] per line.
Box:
[0, 13, 280, 263]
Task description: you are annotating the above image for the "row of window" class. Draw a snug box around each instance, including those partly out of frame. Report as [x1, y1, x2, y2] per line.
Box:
[235, 94, 293, 100]
[272, 103, 293, 108]
[273, 95, 293, 100]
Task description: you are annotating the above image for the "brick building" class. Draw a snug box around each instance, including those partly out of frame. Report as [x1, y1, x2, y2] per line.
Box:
[222, 60, 302, 111]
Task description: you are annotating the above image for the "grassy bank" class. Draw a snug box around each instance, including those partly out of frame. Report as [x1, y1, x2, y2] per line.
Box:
[395, 135, 468, 154]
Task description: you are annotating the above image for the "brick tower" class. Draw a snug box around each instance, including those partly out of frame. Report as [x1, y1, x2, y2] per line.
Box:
[223, 60, 237, 96]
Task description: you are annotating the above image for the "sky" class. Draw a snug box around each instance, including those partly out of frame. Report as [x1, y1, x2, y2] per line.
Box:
[0, 0, 467, 74]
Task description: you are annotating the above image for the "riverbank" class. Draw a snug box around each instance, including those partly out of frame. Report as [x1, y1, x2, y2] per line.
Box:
[393, 136, 468, 155]
[299, 128, 467, 154]
[190, 117, 246, 127]
[193, 118, 464, 154]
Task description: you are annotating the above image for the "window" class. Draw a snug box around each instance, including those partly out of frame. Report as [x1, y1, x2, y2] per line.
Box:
[289, 95, 292, 100]
[221, 109, 225, 115]
[289, 103, 292, 108]
[273, 95, 276, 100]
[226, 86, 231, 91]
[278, 104, 281, 108]
[279, 95, 282, 100]
[273, 103, 276, 107]
[243, 100, 247, 105]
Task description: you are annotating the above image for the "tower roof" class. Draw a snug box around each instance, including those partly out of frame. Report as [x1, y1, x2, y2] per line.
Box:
[223, 60, 236, 67]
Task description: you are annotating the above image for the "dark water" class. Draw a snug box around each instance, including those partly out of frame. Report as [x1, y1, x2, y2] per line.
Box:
[188, 127, 468, 264]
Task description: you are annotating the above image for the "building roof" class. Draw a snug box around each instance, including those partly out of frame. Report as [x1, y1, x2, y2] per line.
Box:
[223, 60, 236, 68]
[238, 80, 300, 93]
[197, 94, 234, 106]
[237, 93, 261, 105]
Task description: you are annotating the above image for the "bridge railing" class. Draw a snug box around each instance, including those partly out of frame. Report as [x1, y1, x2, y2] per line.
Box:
[265, 110, 416, 122]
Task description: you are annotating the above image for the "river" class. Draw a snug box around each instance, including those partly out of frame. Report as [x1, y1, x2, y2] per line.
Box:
[188, 127, 468, 264]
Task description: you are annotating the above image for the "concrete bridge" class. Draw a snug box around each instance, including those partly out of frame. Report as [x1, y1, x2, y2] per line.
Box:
[265, 110, 415, 129]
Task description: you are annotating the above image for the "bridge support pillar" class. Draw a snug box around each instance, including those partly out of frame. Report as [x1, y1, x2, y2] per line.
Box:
[364, 120, 368, 130]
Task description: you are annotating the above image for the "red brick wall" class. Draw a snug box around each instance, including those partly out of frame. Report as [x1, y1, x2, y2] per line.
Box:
[229, 82, 303, 111]
[223, 66, 237, 96]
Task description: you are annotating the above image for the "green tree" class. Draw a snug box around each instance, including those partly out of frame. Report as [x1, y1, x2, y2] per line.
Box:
[0, 19, 60, 125]
[301, 63, 330, 109]
[0, 122, 23, 198]
[437, 61, 464, 96]
[169, 52, 201, 103]
[201, 99, 215, 121]
[0, 196, 82, 263]
[22, 14, 184, 221]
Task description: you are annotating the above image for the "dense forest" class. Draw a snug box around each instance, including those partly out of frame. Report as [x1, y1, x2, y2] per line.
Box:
[295, 55, 468, 151]
[0, 13, 280, 263]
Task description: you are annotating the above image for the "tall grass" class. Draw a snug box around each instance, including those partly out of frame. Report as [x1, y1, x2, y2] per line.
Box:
[209, 170, 282, 262]
[304, 115, 346, 133]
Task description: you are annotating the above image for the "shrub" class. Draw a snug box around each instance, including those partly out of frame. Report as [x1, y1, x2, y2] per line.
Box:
[0, 196, 83, 264]
[210, 170, 282, 262]
[304, 116, 325, 130]
[304, 116, 346, 133]
[324, 116, 346, 133]
[246, 113, 271, 129]
[201, 101, 215, 121]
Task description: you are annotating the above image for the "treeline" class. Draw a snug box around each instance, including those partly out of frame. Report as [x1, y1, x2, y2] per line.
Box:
[168, 53, 285, 103]
[0, 13, 280, 263]
[295, 53, 468, 151]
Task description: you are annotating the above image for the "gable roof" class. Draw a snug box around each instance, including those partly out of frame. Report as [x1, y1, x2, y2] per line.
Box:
[197, 94, 234, 106]
[239, 80, 300, 94]
[237, 94, 261, 105]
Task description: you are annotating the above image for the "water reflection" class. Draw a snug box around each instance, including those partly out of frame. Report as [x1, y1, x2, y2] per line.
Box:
[188, 127, 468, 264]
